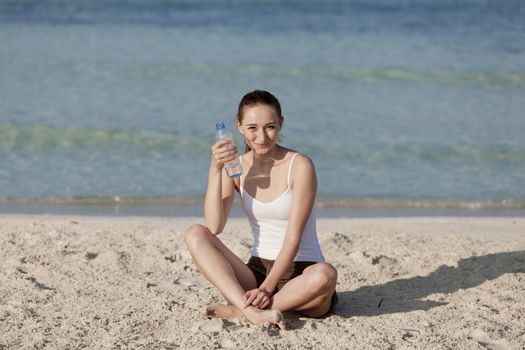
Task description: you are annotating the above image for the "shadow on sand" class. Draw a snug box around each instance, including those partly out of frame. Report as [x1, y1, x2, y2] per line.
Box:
[334, 250, 525, 317]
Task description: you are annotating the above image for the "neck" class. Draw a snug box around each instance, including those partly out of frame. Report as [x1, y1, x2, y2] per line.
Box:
[251, 145, 283, 167]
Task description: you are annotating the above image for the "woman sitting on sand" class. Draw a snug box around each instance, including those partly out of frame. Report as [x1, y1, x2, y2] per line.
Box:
[183, 90, 337, 330]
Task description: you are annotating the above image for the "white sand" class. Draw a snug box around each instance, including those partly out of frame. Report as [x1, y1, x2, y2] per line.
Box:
[1, 215, 524, 349]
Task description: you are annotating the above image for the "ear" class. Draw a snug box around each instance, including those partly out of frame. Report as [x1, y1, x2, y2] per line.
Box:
[236, 119, 243, 135]
[278, 116, 284, 130]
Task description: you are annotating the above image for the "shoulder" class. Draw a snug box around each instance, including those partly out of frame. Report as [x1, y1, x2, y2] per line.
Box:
[289, 152, 317, 193]
[290, 152, 315, 172]
[289, 152, 317, 188]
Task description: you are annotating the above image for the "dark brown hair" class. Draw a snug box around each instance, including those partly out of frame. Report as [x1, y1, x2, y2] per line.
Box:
[235, 90, 283, 152]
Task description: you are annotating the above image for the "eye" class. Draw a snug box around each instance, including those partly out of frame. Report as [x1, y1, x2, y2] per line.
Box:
[247, 126, 256, 130]
[266, 125, 276, 130]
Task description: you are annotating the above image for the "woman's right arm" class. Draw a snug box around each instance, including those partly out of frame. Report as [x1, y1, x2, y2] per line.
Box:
[204, 139, 237, 234]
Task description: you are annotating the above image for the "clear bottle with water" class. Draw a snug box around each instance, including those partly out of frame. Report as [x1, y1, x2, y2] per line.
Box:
[216, 122, 243, 178]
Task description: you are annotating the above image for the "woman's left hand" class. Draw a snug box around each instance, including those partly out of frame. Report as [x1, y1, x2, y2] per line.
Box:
[243, 288, 272, 309]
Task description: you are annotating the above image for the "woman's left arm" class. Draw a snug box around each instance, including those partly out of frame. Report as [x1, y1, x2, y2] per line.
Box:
[243, 154, 316, 308]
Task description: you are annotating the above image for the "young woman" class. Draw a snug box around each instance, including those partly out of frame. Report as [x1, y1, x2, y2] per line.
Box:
[183, 90, 337, 330]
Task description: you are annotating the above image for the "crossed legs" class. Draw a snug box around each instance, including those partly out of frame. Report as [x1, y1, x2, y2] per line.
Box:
[183, 224, 285, 329]
[183, 224, 337, 328]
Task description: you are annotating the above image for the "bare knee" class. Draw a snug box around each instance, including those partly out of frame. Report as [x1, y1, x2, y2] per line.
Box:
[306, 263, 338, 294]
[183, 224, 212, 252]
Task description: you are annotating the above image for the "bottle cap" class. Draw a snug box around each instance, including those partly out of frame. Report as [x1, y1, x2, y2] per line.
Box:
[216, 122, 225, 130]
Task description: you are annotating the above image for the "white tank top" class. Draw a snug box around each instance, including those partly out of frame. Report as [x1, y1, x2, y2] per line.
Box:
[239, 153, 325, 262]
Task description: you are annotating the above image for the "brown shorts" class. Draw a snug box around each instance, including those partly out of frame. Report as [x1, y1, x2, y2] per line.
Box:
[246, 256, 317, 293]
[246, 256, 338, 314]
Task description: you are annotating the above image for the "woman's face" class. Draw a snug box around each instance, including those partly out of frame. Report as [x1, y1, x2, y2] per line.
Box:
[237, 104, 282, 155]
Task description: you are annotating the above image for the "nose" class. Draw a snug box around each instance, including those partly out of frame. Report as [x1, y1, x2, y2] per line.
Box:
[257, 129, 267, 142]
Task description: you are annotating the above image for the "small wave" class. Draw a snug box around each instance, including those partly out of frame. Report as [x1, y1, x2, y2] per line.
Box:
[2, 56, 523, 86]
[296, 142, 525, 164]
[2, 0, 523, 33]
[0, 195, 203, 206]
[0, 122, 211, 155]
[2, 123, 523, 165]
[1, 195, 524, 210]
[98, 63, 525, 86]
[281, 65, 525, 86]
[316, 197, 525, 210]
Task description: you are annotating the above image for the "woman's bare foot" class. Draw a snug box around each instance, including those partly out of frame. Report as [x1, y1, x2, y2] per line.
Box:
[201, 304, 286, 331]
[243, 307, 286, 331]
[201, 304, 242, 319]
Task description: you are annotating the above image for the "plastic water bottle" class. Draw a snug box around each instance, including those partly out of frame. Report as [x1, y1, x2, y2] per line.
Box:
[216, 122, 243, 178]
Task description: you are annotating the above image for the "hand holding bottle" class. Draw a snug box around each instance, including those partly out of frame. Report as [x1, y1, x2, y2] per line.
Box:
[213, 122, 243, 178]
[211, 138, 238, 170]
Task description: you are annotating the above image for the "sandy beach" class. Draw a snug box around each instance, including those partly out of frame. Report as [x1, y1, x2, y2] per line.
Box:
[1, 215, 524, 349]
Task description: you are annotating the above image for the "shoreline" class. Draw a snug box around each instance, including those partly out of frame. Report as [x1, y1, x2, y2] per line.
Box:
[1, 215, 524, 349]
[1, 196, 525, 218]
[1, 203, 524, 218]
[2, 195, 524, 208]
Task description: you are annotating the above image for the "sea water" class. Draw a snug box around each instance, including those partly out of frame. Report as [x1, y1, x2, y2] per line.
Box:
[0, 0, 524, 214]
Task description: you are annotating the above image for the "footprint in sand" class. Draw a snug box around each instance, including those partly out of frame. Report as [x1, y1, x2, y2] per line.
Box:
[372, 254, 408, 277]
[176, 277, 206, 289]
[196, 319, 225, 333]
[372, 255, 398, 266]
[217, 338, 236, 348]
[470, 329, 511, 350]
[85, 252, 98, 260]
[195, 319, 243, 334]
[117, 251, 132, 272]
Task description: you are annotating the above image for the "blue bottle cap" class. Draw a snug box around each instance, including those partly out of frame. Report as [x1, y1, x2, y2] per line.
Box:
[216, 122, 225, 130]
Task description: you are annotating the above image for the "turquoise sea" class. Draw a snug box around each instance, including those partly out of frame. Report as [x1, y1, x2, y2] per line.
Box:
[1, 0, 524, 216]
